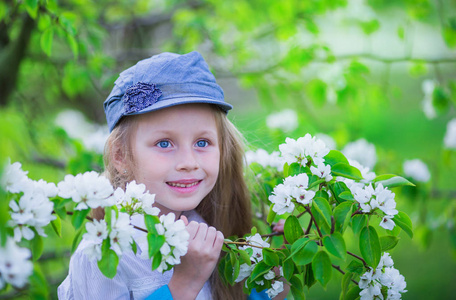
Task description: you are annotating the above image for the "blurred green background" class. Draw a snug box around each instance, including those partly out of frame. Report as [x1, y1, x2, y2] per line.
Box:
[1, 0, 456, 299]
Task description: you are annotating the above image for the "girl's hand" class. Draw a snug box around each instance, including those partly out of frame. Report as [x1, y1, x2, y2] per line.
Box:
[168, 215, 224, 300]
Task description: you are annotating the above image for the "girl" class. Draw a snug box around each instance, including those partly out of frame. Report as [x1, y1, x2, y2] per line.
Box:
[58, 51, 285, 299]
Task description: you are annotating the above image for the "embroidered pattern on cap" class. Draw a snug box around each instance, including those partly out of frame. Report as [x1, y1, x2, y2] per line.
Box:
[122, 82, 163, 114]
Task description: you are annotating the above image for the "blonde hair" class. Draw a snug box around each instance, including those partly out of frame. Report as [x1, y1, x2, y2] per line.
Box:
[103, 105, 252, 299]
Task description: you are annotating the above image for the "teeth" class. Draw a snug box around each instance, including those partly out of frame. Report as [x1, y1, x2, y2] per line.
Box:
[168, 181, 199, 188]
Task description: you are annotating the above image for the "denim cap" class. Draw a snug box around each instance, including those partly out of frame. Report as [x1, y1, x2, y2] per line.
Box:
[104, 51, 232, 132]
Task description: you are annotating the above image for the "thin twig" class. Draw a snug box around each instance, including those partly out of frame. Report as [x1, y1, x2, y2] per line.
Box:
[347, 251, 368, 268]
[261, 231, 283, 238]
[305, 206, 323, 237]
[332, 264, 359, 285]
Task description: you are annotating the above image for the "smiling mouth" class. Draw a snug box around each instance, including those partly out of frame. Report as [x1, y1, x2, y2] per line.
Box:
[167, 181, 201, 188]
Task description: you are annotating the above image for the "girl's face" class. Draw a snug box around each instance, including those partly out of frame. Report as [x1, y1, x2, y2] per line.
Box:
[131, 104, 220, 217]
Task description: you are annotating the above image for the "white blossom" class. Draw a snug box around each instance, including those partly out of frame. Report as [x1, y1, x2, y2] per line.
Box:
[149, 213, 189, 273]
[57, 171, 115, 210]
[380, 215, 395, 230]
[403, 159, 431, 183]
[352, 183, 397, 230]
[235, 263, 254, 283]
[270, 173, 317, 214]
[0, 237, 33, 288]
[82, 219, 108, 261]
[269, 184, 295, 215]
[444, 118, 456, 149]
[8, 177, 56, 241]
[342, 139, 377, 170]
[1, 160, 30, 193]
[310, 163, 333, 182]
[279, 134, 330, 167]
[110, 211, 135, 256]
[113, 181, 160, 216]
[266, 109, 298, 132]
[266, 280, 284, 299]
[245, 149, 285, 172]
[240, 233, 270, 264]
[359, 252, 407, 299]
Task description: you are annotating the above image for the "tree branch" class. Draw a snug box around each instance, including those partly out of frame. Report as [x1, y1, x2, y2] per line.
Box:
[332, 264, 359, 285]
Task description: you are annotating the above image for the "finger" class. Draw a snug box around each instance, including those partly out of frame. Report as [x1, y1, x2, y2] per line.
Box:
[186, 221, 200, 239]
[213, 231, 224, 253]
[205, 226, 217, 246]
[180, 215, 189, 226]
[193, 223, 208, 241]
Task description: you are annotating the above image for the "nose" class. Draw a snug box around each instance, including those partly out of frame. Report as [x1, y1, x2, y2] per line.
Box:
[175, 147, 199, 171]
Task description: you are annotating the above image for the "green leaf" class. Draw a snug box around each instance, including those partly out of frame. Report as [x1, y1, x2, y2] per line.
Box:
[432, 86, 450, 114]
[72, 209, 90, 230]
[239, 249, 252, 266]
[324, 150, 349, 167]
[282, 253, 296, 281]
[339, 191, 354, 201]
[443, 26, 456, 48]
[290, 274, 306, 300]
[51, 215, 62, 237]
[287, 163, 307, 177]
[132, 240, 138, 255]
[340, 271, 354, 300]
[144, 214, 160, 234]
[147, 233, 165, 258]
[334, 201, 353, 233]
[231, 254, 241, 284]
[222, 255, 233, 284]
[323, 232, 347, 260]
[31, 234, 44, 261]
[308, 178, 326, 189]
[312, 197, 332, 227]
[218, 257, 227, 285]
[346, 260, 364, 275]
[380, 235, 400, 251]
[284, 215, 304, 244]
[40, 28, 54, 56]
[250, 261, 270, 282]
[97, 247, 119, 279]
[71, 226, 84, 253]
[315, 190, 329, 201]
[65, 32, 79, 59]
[373, 174, 415, 188]
[359, 19, 380, 35]
[359, 226, 381, 268]
[267, 205, 277, 225]
[304, 263, 316, 288]
[351, 214, 367, 235]
[152, 252, 163, 270]
[331, 163, 363, 180]
[345, 285, 362, 300]
[408, 60, 428, 77]
[291, 238, 318, 266]
[330, 182, 351, 204]
[393, 211, 413, 238]
[24, 0, 39, 19]
[312, 250, 332, 288]
[105, 208, 112, 230]
[263, 248, 280, 266]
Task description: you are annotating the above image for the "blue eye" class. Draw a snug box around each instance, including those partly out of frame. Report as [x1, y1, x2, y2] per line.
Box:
[196, 140, 209, 147]
[157, 140, 171, 148]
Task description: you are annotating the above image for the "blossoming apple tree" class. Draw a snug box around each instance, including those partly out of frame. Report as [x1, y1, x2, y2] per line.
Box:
[1, 133, 413, 299]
